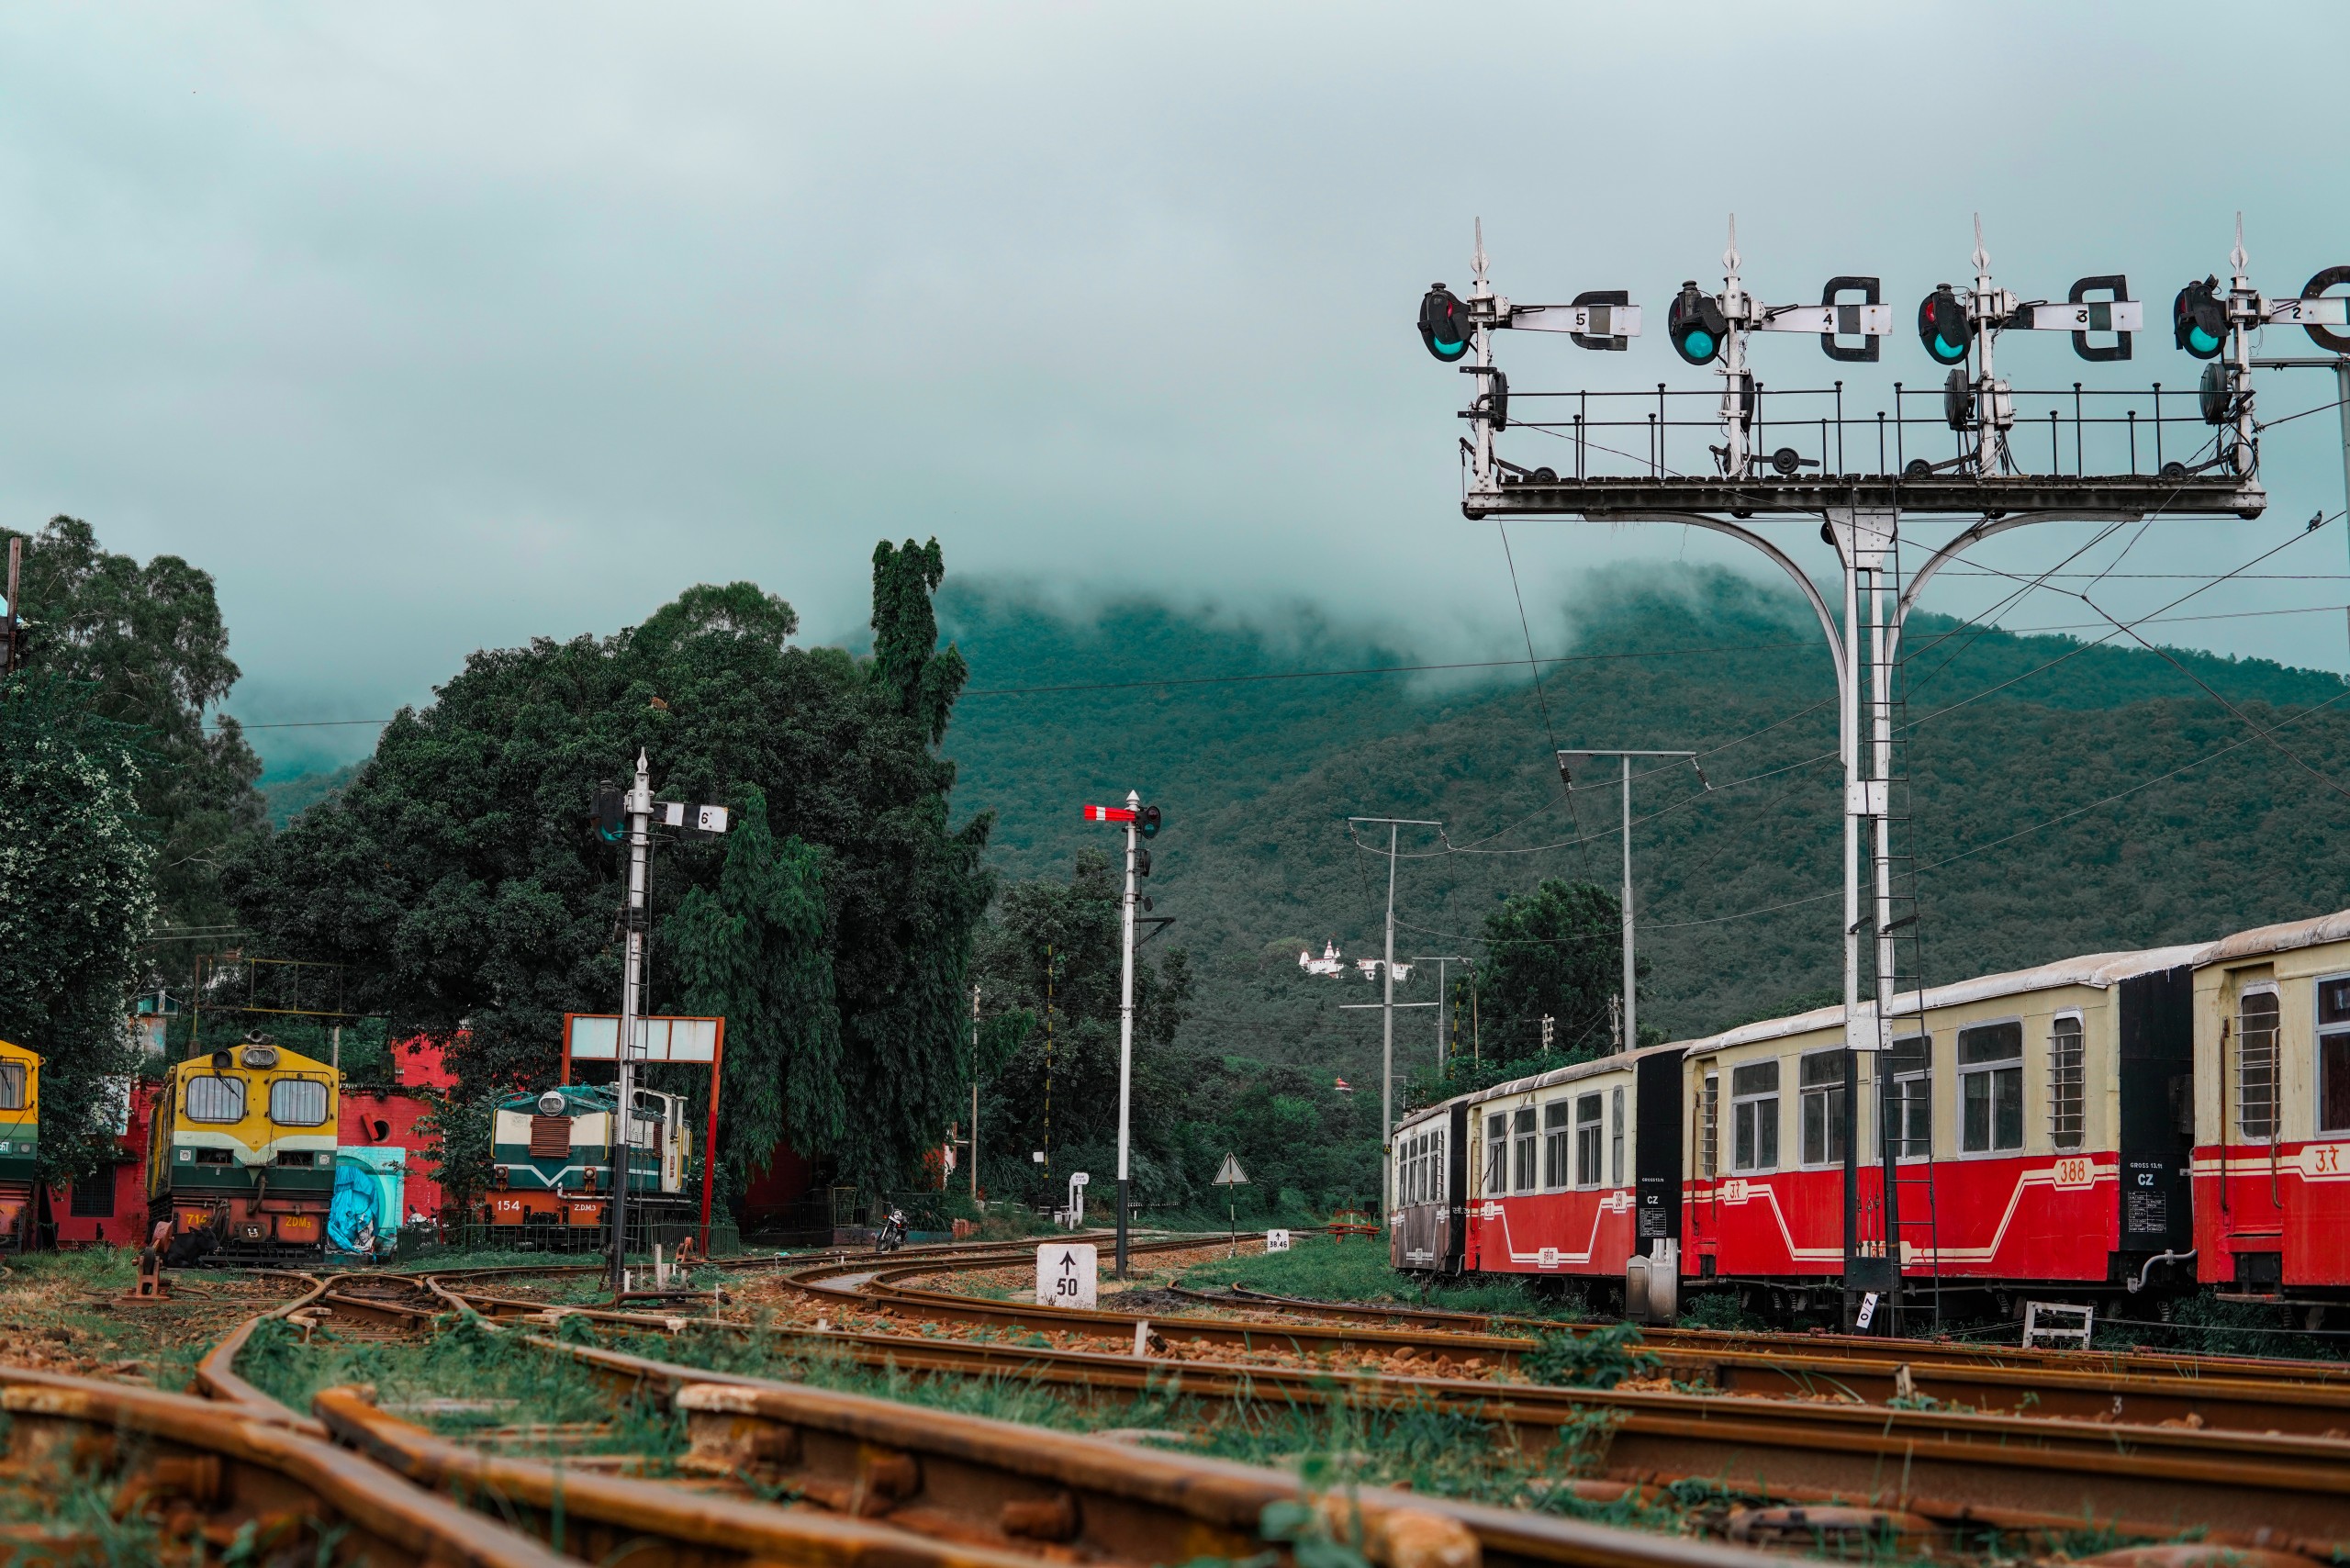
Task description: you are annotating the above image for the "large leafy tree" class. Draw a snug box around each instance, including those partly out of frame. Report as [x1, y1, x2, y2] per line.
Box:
[971, 849, 1192, 1207]
[1472, 878, 1644, 1066]
[228, 542, 992, 1193]
[1, 516, 264, 931]
[0, 676, 153, 1181]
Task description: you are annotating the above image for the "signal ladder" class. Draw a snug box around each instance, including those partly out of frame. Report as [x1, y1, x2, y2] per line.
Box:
[1866, 526, 1942, 1333]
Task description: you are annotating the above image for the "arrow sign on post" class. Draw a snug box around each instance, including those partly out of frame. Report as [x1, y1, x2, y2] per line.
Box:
[1036, 1242, 1098, 1309]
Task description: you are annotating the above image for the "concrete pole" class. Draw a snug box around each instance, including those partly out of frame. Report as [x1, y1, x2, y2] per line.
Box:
[1382, 822, 1397, 1217]
[1115, 790, 1137, 1278]
[1620, 756, 1636, 1052]
[970, 984, 981, 1205]
[610, 750, 651, 1297]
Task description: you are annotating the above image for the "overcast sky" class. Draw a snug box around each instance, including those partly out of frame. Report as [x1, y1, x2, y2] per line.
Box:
[2, 3, 2345, 772]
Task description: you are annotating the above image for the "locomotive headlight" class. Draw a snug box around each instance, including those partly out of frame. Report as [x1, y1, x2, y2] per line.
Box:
[537, 1091, 566, 1116]
[239, 1045, 279, 1069]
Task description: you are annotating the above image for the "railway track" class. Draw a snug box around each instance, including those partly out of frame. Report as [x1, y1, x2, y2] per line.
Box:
[150, 1235, 2350, 1566]
[165, 1257, 1796, 1568]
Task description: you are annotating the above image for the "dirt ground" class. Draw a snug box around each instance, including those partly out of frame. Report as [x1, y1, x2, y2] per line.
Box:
[0, 1249, 307, 1390]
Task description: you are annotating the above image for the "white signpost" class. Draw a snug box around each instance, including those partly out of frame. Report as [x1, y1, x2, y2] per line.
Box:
[1037, 1243, 1099, 1309]
[1265, 1229, 1292, 1252]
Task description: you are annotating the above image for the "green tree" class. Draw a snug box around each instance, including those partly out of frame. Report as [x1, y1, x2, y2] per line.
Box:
[1474, 879, 1638, 1066]
[669, 784, 843, 1197]
[0, 675, 153, 1182]
[1, 515, 264, 931]
[228, 542, 992, 1193]
[970, 849, 1192, 1207]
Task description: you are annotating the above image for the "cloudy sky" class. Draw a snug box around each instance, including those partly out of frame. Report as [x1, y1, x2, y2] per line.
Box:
[2, 3, 2344, 772]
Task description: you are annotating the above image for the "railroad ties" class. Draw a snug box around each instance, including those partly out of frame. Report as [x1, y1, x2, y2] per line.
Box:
[16, 1234, 2349, 1568]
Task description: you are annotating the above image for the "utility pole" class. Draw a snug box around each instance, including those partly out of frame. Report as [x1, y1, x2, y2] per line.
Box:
[3, 536, 20, 677]
[609, 750, 652, 1298]
[1412, 956, 1469, 1073]
[1345, 817, 1440, 1215]
[1558, 749, 1706, 1056]
[1115, 790, 1138, 1279]
[969, 984, 981, 1205]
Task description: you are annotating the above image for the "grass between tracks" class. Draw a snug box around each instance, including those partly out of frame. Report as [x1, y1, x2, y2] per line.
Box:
[1177, 1233, 1588, 1321]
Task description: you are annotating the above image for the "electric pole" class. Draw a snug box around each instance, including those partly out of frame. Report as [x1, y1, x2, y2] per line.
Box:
[1412, 956, 1469, 1073]
[1345, 817, 1439, 1215]
[969, 984, 981, 1205]
[1558, 749, 1706, 1056]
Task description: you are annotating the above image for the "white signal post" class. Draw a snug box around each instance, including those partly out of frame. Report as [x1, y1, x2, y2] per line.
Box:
[610, 751, 652, 1298]
[1117, 790, 1138, 1278]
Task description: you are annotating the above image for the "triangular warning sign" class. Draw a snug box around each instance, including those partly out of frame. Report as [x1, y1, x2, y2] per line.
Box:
[1213, 1152, 1249, 1186]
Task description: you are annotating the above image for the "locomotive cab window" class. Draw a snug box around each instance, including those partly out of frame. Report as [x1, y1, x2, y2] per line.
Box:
[1730, 1060, 1779, 1172]
[2317, 975, 2350, 1136]
[1542, 1101, 1570, 1189]
[1959, 1021, 2024, 1154]
[1512, 1106, 1538, 1193]
[0, 1062, 23, 1112]
[1485, 1113, 1507, 1193]
[269, 1078, 329, 1127]
[1889, 1036, 1931, 1158]
[2049, 1014, 2086, 1150]
[2237, 986, 2280, 1143]
[1799, 1050, 1846, 1166]
[185, 1074, 246, 1124]
[1574, 1092, 1603, 1187]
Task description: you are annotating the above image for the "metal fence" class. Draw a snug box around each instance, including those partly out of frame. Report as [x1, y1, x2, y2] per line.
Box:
[1491, 379, 2236, 488]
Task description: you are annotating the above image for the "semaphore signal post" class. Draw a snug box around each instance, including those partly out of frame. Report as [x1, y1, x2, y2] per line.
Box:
[1416, 212, 2335, 1330]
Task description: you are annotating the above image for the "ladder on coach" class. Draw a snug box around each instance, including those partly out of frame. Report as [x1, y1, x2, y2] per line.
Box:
[1873, 524, 1942, 1333]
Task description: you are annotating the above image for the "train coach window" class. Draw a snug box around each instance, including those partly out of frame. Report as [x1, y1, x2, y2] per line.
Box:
[1611, 1086, 1626, 1186]
[1542, 1102, 1570, 1187]
[1799, 1051, 1846, 1166]
[1701, 1072, 1720, 1178]
[1486, 1114, 1507, 1193]
[1575, 1094, 1603, 1186]
[2318, 978, 2350, 1135]
[2238, 988, 2280, 1142]
[1888, 1038, 1932, 1158]
[2049, 1015, 2086, 1149]
[1959, 1023, 2024, 1153]
[268, 1079, 329, 1127]
[0, 1063, 22, 1112]
[185, 1075, 245, 1124]
[1513, 1107, 1538, 1192]
[1731, 1061, 1779, 1171]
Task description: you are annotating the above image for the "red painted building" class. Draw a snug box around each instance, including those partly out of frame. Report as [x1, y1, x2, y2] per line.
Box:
[48, 1080, 161, 1249]
[339, 1036, 456, 1226]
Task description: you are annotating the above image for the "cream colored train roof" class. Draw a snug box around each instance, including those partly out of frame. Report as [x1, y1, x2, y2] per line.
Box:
[2195, 908, 2350, 967]
[1677, 943, 2208, 1057]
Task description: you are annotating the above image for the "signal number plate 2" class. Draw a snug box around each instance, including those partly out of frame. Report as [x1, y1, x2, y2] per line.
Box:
[2053, 1157, 2095, 1189]
[2304, 1143, 2346, 1177]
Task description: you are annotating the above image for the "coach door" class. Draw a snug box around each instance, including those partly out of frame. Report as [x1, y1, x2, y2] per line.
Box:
[2118, 966, 2195, 1257]
[1442, 1102, 1469, 1273]
[1635, 1049, 1684, 1249]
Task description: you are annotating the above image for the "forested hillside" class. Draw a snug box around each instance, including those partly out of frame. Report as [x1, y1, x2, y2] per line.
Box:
[939, 566, 2350, 1111]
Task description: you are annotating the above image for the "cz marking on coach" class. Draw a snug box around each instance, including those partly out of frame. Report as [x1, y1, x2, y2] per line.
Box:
[480, 1082, 691, 1248]
[143, 1040, 337, 1265]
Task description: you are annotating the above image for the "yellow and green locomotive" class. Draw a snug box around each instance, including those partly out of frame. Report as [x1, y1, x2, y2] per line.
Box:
[0, 1039, 39, 1250]
[143, 1039, 338, 1264]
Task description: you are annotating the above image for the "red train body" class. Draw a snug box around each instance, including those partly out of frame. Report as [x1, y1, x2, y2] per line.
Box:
[1395, 909, 2350, 1318]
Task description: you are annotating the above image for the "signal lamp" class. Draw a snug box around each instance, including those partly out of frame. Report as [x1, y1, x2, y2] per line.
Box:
[1418, 286, 1474, 363]
[2174, 278, 2227, 359]
[2199, 363, 2231, 424]
[1667, 282, 1727, 365]
[589, 786, 625, 844]
[1136, 803, 1162, 838]
[1135, 847, 1153, 879]
[1918, 286, 1970, 365]
[1942, 368, 1973, 431]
